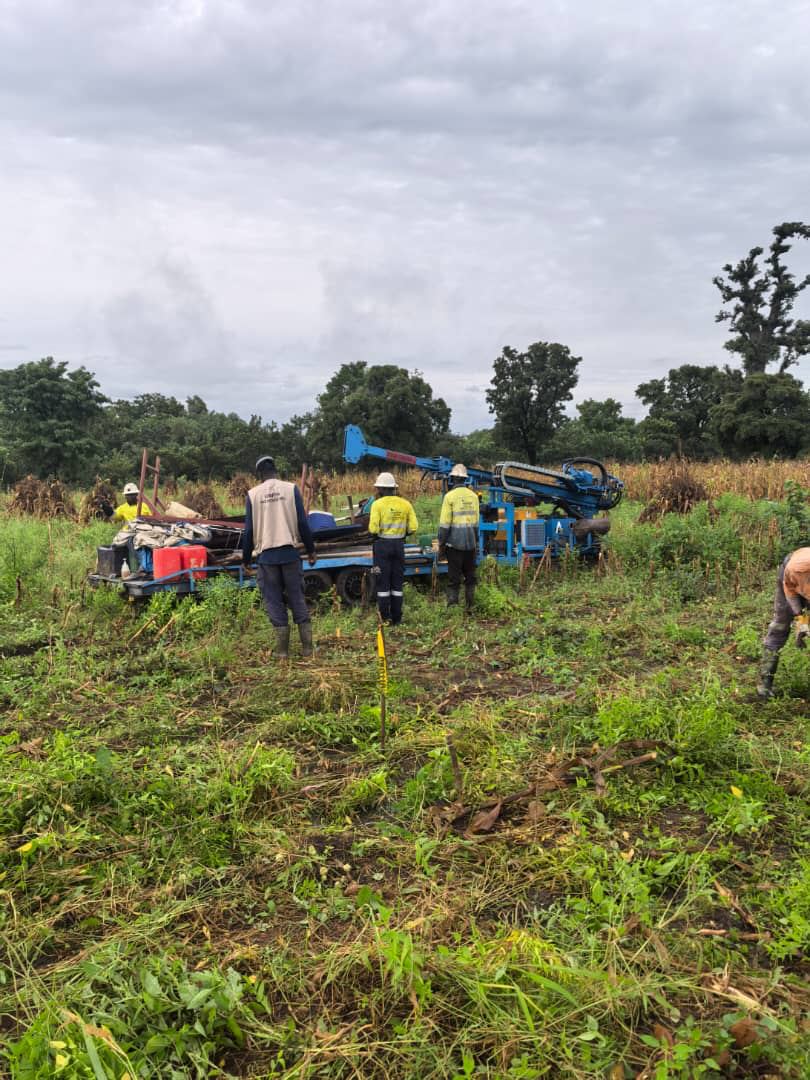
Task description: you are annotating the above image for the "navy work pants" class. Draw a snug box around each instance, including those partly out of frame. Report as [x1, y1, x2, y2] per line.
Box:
[256, 561, 310, 628]
[374, 538, 405, 625]
[446, 546, 477, 589]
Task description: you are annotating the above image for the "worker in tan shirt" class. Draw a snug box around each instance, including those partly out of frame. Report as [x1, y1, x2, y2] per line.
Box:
[758, 547, 810, 698]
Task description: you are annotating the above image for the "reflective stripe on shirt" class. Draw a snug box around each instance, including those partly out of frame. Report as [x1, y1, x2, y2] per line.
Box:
[369, 495, 418, 540]
[438, 486, 479, 549]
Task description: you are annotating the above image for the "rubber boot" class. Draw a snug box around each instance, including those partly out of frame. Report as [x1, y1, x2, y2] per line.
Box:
[390, 593, 403, 626]
[274, 625, 290, 660]
[446, 586, 460, 606]
[377, 596, 391, 624]
[299, 621, 314, 658]
[465, 583, 476, 612]
[757, 648, 779, 700]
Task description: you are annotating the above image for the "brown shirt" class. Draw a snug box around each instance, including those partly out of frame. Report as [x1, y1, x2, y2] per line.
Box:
[783, 547, 810, 612]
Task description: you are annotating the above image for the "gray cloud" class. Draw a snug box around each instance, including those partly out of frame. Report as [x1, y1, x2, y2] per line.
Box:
[1, 1, 810, 432]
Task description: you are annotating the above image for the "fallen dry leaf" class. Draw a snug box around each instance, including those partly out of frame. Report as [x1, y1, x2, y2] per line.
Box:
[652, 1023, 674, 1047]
[729, 1017, 759, 1048]
[703, 977, 762, 1013]
[524, 800, 547, 824]
[465, 800, 503, 836]
[710, 1045, 732, 1067]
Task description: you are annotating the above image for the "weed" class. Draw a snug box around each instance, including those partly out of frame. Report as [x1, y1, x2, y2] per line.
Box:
[3, 493, 810, 1078]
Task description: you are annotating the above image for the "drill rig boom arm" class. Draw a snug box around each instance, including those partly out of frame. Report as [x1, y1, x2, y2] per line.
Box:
[343, 425, 623, 518]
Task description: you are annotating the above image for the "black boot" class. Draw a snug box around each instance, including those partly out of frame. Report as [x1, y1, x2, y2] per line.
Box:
[465, 583, 476, 611]
[390, 593, 403, 626]
[299, 621, 314, 658]
[446, 586, 459, 606]
[377, 596, 391, 624]
[275, 626, 290, 659]
[757, 648, 779, 699]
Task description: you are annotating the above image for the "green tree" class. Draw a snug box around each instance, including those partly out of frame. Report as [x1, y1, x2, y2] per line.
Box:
[636, 364, 742, 458]
[714, 222, 810, 374]
[486, 342, 580, 464]
[305, 362, 451, 468]
[433, 428, 511, 467]
[0, 357, 107, 482]
[548, 398, 639, 462]
[710, 373, 810, 458]
[99, 394, 277, 483]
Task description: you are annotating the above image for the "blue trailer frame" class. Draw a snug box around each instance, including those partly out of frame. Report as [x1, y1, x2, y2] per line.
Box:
[89, 543, 446, 602]
[90, 423, 623, 601]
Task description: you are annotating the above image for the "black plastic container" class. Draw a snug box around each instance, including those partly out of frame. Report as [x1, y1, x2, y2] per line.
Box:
[96, 545, 128, 577]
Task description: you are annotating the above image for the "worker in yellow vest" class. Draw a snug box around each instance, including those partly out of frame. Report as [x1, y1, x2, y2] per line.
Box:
[110, 483, 153, 523]
[368, 472, 418, 625]
[438, 463, 479, 610]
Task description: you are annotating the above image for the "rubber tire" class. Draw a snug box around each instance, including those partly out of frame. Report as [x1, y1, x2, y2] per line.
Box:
[336, 567, 368, 606]
[302, 569, 333, 605]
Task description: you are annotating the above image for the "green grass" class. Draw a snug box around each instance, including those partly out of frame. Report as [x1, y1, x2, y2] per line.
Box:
[1, 498, 810, 1077]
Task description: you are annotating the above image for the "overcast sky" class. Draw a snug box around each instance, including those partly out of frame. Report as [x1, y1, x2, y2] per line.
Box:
[2, 0, 810, 433]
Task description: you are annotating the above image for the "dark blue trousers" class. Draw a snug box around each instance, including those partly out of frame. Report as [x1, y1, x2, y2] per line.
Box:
[374, 539, 405, 625]
[257, 562, 310, 628]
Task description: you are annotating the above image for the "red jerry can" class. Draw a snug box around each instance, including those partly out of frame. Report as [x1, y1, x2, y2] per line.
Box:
[153, 547, 183, 582]
[180, 544, 208, 580]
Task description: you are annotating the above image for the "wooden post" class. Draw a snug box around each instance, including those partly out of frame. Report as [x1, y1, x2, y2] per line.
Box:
[152, 454, 161, 510]
[137, 448, 148, 517]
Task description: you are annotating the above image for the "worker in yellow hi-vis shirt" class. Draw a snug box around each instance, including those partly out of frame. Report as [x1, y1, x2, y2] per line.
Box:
[368, 472, 418, 625]
[109, 483, 153, 524]
[438, 463, 479, 610]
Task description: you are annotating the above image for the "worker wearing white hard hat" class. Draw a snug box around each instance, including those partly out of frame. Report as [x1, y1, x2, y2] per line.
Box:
[368, 470, 418, 625]
[111, 483, 153, 524]
[438, 462, 479, 610]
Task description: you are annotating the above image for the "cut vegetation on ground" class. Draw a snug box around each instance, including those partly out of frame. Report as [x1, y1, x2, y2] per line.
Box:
[1, 483, 810, 1078]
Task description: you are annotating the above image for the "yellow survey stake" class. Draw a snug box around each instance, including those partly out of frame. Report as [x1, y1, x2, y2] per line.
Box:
[376, 628, 388, 695]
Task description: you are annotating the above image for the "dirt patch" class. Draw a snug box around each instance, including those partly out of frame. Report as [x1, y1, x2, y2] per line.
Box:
[407, 663, 554, 714]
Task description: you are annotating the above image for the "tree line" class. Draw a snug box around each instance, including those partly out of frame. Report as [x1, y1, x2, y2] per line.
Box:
[2, 221, 810, 485]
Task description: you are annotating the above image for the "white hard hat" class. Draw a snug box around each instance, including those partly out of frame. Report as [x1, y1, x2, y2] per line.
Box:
[450, 463, 468, 478]
[123, 483, 139, 496]
[374, 471, 398, 489]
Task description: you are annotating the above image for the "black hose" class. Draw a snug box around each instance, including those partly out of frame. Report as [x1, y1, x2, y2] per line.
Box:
[563, 457, 609, 486]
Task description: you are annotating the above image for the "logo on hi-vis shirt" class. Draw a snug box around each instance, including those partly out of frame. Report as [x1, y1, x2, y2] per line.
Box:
[260, 492, 284, 504]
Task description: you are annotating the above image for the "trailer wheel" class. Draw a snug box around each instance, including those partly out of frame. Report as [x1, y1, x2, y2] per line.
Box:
[336, 567, 368, 605]
[302, 569, 334, 606]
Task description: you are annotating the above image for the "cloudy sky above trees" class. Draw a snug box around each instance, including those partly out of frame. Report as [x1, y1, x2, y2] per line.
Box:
[2, 0, 809, 433]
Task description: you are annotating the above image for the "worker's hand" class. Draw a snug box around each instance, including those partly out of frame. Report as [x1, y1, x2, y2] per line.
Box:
[307, 552, 317, 566]
[438, 545, 447, 560]
[795, 614, 810, 649]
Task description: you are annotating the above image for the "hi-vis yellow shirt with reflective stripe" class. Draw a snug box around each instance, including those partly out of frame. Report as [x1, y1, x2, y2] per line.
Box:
[438, 486, 479, 549]
[369, 495, 418, 540]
